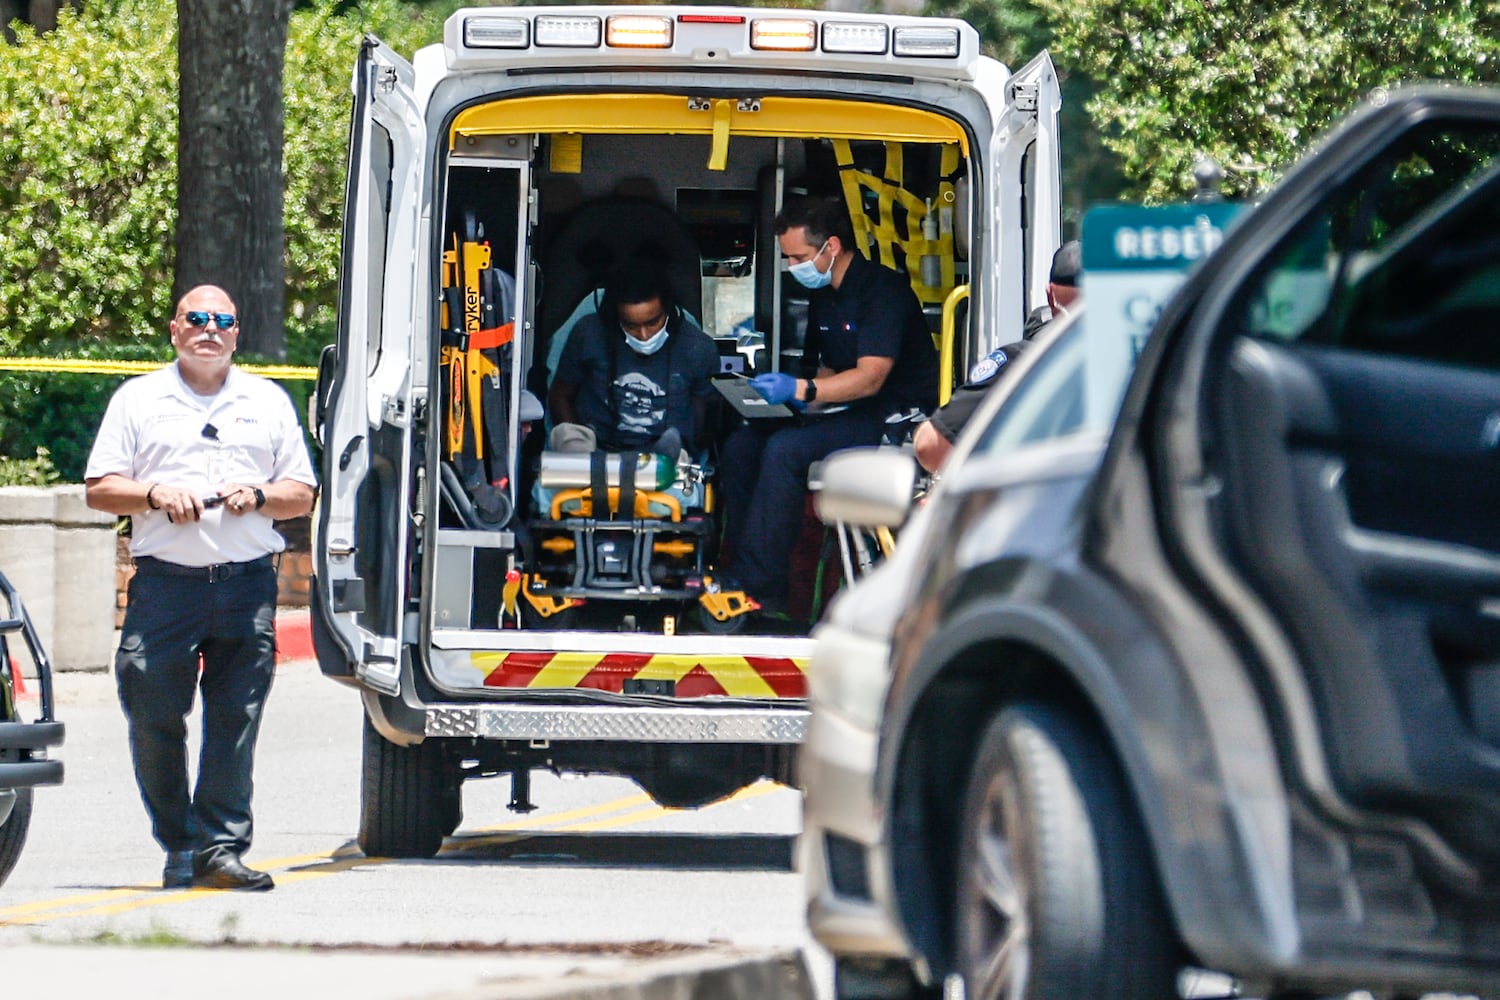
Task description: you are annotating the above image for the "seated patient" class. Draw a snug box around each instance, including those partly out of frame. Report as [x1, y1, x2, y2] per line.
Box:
[548, 262, 718, 459]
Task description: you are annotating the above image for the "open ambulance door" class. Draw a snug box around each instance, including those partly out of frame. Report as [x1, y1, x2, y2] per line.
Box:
[311, 36, 425, 697]
[988, 51, 1062, 347]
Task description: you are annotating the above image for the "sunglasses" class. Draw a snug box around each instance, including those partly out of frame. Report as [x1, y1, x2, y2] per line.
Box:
[182, 311, 238, 331]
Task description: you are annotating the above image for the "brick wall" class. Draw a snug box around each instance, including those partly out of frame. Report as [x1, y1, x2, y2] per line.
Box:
[113, 516, 313, 628]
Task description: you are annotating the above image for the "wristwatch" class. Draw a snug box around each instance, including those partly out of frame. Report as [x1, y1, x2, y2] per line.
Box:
[251, 487, 267, 511]
[804, 379, 818, 403]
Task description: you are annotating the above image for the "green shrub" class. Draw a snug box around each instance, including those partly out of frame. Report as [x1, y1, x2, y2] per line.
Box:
[0, 447, 62, 487]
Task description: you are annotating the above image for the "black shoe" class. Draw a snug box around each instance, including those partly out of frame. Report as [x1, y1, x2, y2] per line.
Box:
[162, 850, 195, 890]
[193, 854, 274, 891]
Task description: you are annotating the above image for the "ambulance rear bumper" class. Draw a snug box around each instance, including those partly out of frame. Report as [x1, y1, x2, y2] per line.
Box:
[423, 702, 808, 743]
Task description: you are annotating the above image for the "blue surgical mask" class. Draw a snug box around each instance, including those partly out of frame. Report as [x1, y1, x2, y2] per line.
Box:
[624, 324, 670, 356]
[788, 240, 833, 289]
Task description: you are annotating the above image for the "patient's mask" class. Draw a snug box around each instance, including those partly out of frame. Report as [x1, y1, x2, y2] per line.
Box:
[788, 241, 833, 289]
[623, 324, 670, 356]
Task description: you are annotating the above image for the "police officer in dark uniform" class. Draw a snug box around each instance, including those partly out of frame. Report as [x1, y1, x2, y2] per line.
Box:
[912, 240, 1081, 473]
[720, 197, 937, 617]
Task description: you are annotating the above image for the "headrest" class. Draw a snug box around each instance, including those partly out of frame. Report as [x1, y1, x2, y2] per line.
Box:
[540, 198, 702, 343]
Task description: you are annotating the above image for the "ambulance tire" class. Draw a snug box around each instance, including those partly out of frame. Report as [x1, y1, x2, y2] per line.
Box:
[0, 787, 33, 888]
[833, 957, 940, 1000]
[358, 715, 453, 859]
[638, 774, 739, 810]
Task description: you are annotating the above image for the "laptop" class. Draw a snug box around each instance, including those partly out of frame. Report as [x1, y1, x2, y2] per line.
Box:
[712, 374, 795, 419]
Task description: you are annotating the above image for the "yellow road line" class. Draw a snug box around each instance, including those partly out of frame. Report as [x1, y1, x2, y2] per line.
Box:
[0, 782, 790, 926]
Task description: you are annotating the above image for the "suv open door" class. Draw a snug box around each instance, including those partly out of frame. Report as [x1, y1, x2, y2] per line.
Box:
[312, 37, 425, 698]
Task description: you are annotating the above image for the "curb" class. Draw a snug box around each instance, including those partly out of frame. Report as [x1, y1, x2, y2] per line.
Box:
[423, 949, 814, 1000]
[0, 946, 817, 1000]
[276, 607, 314, 664]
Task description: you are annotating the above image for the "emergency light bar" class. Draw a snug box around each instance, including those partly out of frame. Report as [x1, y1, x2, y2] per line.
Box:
[449, 7, 972, 71]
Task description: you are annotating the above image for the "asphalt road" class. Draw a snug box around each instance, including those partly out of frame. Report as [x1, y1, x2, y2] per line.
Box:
[0, 658, 829, 999]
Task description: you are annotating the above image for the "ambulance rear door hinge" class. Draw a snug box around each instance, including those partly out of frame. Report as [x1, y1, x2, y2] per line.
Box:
[376, 65, 398, 94]
[382, 394, 409, 428]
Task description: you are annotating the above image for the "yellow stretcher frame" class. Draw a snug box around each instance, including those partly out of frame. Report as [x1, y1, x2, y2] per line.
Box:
[450, 94, 970, 163]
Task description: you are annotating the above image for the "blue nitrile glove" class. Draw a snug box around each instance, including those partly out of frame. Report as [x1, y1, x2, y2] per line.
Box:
[749, 372, 798, 405]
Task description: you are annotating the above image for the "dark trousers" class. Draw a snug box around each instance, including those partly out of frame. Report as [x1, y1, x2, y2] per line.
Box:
[719, 407, 887, 606]
[114, 562, 278, 864]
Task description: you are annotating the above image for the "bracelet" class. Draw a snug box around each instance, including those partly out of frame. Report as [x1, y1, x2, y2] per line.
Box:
[252, 487, 267, 511]
[145, 484, 160, 510]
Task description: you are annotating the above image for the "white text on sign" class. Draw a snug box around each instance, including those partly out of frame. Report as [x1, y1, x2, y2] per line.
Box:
[1113, 217, 1227, 263]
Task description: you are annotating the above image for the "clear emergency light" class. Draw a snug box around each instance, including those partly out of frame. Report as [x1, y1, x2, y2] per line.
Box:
[534, 14, 602, 48]
[892, 26, 961, 58]
[464, 16, 528, 49]
[821, 22, 888, 55]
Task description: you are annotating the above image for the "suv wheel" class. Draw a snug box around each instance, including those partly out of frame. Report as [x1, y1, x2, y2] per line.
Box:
[956, 704, 1178, 999]
[0, 788, 33, 887]
[358, 715, 458, 858]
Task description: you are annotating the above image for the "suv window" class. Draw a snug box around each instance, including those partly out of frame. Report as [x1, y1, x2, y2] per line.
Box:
[968, 314, 1130, 457]
[1235, 122, 1500, 370]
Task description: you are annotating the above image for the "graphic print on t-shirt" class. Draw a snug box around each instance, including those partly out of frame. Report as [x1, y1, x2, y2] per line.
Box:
[613, 371, 667, 438]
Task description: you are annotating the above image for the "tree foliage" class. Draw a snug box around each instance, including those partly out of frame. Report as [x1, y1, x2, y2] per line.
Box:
[1035, 0, 1500, 201]
[0, 0, 457, 479]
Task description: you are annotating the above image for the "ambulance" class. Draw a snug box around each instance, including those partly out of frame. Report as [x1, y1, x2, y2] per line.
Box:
[311, 5, 1060, 857]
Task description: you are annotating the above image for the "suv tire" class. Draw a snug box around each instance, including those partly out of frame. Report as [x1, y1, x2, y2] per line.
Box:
[956, 703, 1178, 999]
[358, 715, 456, 859]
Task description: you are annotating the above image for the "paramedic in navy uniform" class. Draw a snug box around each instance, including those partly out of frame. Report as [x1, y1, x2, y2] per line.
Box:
[720, 197, 937, 618]
[84, 284, 317, 892]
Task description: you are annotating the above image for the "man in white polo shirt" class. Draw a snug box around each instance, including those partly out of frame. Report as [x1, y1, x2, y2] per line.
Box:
[84, 284, 317, 891]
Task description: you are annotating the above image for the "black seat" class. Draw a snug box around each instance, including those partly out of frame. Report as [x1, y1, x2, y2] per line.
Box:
[535, 197, 704, 386]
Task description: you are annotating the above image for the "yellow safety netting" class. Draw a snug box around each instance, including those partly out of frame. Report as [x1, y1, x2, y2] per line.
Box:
[833, 139, 961, 306]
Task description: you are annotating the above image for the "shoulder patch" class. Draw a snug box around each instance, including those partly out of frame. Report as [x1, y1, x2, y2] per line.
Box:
[968, 348, 1008, 384]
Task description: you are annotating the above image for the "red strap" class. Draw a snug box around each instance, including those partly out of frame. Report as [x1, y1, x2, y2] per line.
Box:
[471, 322, 514, 350]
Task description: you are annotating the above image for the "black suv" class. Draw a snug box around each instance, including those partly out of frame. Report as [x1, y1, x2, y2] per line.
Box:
[800, 86, 1500, 999]
[0, 569, 65, 888]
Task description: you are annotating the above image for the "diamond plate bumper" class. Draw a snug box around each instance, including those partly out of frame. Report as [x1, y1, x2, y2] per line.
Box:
[425, 703, 808, 743]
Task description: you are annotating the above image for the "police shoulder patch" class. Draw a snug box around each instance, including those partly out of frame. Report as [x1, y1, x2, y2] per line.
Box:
[968, 348, 1008, 384]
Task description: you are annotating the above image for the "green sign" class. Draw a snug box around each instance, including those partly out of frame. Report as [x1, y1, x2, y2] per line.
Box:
[1081, 203, 1245, 272]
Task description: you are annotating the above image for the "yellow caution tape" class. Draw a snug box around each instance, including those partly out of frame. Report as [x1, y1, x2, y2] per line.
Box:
[0, 357, 317, 380]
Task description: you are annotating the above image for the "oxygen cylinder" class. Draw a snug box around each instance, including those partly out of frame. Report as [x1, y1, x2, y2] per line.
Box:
[538, 451, 676, 490]
[920, 198, 942, 289]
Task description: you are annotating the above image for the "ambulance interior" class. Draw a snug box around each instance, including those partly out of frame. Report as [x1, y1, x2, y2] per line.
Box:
[431, 97, 974, 637]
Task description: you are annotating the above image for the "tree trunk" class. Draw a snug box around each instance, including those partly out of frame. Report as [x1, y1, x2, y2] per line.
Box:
[27, 0, 74, 31]
[175, 0, 293, 359]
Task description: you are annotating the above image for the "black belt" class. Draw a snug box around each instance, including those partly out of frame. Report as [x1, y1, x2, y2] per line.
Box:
[133, 555, 274, 583]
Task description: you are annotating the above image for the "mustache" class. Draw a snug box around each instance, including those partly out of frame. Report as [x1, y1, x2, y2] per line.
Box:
[190, 331, 224, 345]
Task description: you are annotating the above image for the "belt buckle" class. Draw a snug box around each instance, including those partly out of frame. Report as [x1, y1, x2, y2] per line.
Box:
[207, 563, 225, 584]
